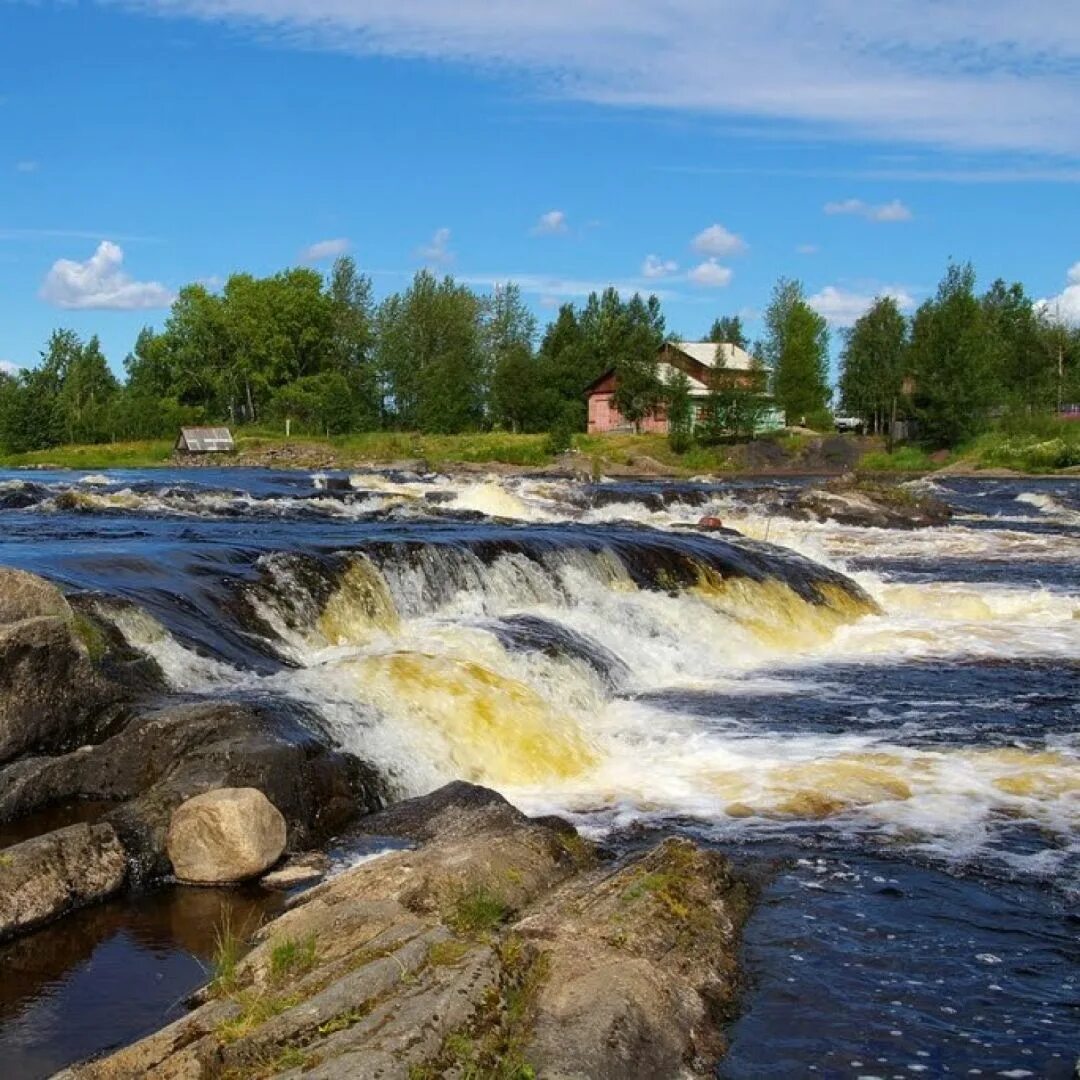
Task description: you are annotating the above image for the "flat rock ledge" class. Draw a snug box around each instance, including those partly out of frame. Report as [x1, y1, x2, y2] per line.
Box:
[0, 823, 127, 941]
[61, 783, 752, 1080]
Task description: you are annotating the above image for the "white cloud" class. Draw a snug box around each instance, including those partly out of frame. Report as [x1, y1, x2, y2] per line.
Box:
[531, 210, 568, 235]
[808, 285, 915, 327]
[1036, 261, 1080, 324]
[93, 1, 1080, 155]
[687, 259, 734, 288]
[39, 241, 174, 310]
[301, 237, 351, 262]
[417, 227, 454, 265]
[0, 360, 21, 376]
[641, 254, 679, 278]
[14, 160, 38, 173]
[691, 223, 747, 257]
[796, 243, 819, 255]
[824, 198, 913, 222]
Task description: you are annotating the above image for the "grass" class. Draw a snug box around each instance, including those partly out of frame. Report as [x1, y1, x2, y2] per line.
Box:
[0, 439, 173, 469]
[963, 424, 1080, 472]
[268, 934, 318, 983]
[210, 910, 247, 998]
[858, 445, 937, 472]
[428, 938, 474, 967]
[446, 883, 510, 938]
[216, 991, 302, 1044]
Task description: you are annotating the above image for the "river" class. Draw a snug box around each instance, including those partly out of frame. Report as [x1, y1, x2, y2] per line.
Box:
[0, 468, 1076, 1078]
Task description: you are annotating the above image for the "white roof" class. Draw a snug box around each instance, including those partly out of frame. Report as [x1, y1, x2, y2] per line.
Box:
[671, 341, 761, 371]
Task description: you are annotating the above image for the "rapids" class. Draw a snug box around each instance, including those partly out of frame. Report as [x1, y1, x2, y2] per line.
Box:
[0, 467, 1076, 1077]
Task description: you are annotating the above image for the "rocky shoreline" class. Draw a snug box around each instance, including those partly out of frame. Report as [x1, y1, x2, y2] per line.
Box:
[59, 783, 752, 1080]
[0, 566, 753, 1078]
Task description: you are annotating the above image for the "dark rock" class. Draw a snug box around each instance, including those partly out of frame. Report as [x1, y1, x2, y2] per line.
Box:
[0, 700, 385, 884]
[0, 823, 127, 941]
[350, 780, 527, 843]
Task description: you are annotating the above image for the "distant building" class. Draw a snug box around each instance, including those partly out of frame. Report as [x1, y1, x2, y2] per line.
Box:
[585, 341, 781, 435]
[174, 427, 235, 454]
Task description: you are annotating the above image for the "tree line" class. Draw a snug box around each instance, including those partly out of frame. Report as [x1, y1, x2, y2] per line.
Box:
[839, 262, 1079, 447]
[0, 255, 1075, 455]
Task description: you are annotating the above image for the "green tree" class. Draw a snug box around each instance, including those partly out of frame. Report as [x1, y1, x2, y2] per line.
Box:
[375, 271, 486, 433]
[486, 284, 541, 430]
[909, 262, 997, 447]
[327, 256, 380, 427]
[708, 315, 748, 349]
[535, 304, 590, 429]
[665, 369, 694, 453]
[981, 278, 1049, 415]
[763, 278, 830, 424]
[839, 296, 909, 439]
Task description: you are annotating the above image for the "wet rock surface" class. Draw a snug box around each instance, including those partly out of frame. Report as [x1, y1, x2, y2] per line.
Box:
[737, 477, 952, 530]
[0, 823, 127, 941]
[62, 783, 751, 1080]
[0, 570, 132, 764]
[0, 569, 385, 922]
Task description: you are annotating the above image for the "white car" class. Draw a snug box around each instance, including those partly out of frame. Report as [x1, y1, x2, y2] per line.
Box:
[834, 416, 865, 433]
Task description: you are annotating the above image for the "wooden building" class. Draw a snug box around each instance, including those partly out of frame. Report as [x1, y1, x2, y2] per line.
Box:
[174, 427, 235, 454]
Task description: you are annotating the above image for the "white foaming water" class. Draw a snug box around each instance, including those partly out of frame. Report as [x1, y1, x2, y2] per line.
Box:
[97, 472, 1078, 883]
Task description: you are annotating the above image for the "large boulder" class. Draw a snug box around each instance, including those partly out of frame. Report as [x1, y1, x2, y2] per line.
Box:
[0, 569, 132, 764]
[167, 787, 287, 884]
[0, 822, 127, 940]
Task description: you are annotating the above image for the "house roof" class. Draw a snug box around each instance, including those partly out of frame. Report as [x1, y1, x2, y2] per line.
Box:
[667, 341, 763, 371]
[177, 426, 234, 452]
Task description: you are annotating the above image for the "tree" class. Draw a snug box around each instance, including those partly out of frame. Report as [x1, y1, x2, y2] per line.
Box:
[708, 315, 748, 349]
[486, 284, 541, 430]
[700, 346, 770, 441]
[981, 278, 1049, 415]
[763, 278, 830, 424]
[839, 296, 909, 439]
[375, 271, 486, 433]
[535, 304, 590, 429]
[665, 369, 694, 453]
[909, 262, 997, 447]
[327, 256, 380, 427]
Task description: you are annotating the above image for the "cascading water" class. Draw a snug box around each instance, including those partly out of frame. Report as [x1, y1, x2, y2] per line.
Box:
[0, 466, 1076, 1077]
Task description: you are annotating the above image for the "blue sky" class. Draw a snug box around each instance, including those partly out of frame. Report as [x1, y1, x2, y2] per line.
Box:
[2, 0, 1079, 377]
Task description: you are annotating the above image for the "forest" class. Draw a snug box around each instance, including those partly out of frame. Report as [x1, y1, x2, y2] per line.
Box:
[0, 255, 1076, 456]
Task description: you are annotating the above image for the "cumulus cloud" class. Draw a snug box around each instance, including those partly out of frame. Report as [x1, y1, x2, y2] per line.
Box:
[824, 198, 913, 222]
[417, 227, 454, 265]
[687, 259, 734, 288]
[691, 224, 747, 257]
[0, 360, 21, 376]
[39, 241, 174, 310]
[531, 210, 569, 235]
[808, 285, 915, 327]
[94, 1, 1080, 155]
[641, 254, 679, 278]
[301, 237, 351, 262]
[1037, 261, 1080, 324]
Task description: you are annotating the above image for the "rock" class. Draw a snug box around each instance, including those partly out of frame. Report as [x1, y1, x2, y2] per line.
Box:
[698, 515, 726, 529]
[261, 852, 330, 890]
[167, 788, 287, 885]
[0, 569, 141, 766]
[0, 823, 127, 940]
[0, 567, 72, 623]
[0, 699, 384, 884]
[67, 784, 750, 1080]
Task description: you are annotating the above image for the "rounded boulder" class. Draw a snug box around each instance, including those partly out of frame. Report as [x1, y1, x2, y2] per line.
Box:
[166, 787, 287, 885]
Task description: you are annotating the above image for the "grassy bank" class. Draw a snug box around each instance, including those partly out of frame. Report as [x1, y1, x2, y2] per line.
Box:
[2, 425, 1076, 474]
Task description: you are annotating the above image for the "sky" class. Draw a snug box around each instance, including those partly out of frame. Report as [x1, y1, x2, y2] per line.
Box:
[1, 0, 1079, 377]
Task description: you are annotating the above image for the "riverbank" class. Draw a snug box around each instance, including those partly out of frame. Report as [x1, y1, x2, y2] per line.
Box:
[2, 428, 1076, 476]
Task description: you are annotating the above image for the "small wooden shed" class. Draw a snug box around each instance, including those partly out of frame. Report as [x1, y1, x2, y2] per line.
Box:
[174, 427, 235, 454]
